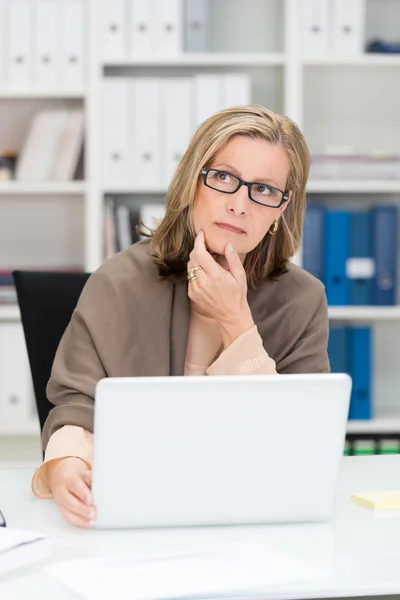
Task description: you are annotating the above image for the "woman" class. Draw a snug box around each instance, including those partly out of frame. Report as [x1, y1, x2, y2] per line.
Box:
[32, 105, 329, 528]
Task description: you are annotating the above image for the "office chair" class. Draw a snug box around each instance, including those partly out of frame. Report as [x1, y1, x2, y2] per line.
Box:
[12, 271, 91, 433]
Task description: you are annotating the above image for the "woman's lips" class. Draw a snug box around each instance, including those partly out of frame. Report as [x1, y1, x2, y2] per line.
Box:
[216, 222, 246, 234]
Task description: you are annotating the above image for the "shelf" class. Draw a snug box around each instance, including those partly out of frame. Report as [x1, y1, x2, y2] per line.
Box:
[328, 307, 400, 321]
[0, 181, 86, 195]
[307, 180, 400, 194]
[0, 89, 85, 99]
[304, 55, 400, 67]
[103, 52, 286, 67]
[0, 305, 20, 321]
[104, 185, 167, 195]
[347, 409, 400, 434]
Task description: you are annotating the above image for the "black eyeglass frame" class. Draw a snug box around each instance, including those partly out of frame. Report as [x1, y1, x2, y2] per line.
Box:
[0, 508, 6, 527]
[200, 168, 290, 209]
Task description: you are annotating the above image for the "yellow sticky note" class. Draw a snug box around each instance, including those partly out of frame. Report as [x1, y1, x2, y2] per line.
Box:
[351, 491, 400, 510]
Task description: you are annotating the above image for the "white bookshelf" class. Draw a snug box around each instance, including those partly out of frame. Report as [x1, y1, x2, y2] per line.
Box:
[2, 0, 400, 436]
[0, 182, 86, 195]
[347, 409, 400, 434]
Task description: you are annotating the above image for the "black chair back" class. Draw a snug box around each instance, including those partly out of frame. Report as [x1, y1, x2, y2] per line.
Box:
[12, 271, 90, 432]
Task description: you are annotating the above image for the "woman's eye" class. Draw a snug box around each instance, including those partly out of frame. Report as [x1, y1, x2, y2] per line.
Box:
[255, 185, 271, 195]
[217, 172, 230, 182]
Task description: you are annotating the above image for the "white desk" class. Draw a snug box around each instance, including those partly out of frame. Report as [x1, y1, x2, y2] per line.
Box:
[1, 455, 400, 599]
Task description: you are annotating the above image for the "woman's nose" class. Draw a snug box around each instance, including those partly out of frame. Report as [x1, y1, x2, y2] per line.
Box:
[225, 185, 248, 216]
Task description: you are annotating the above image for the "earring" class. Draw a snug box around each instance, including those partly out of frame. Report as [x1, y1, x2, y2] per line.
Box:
[268, 220, 279, 235]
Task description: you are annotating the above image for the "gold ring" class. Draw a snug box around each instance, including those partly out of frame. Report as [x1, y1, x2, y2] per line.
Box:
[188, 266, 203, 276]
[187, 273, 197, 283]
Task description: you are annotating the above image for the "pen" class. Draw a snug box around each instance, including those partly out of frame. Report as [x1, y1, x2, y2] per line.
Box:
[0, 508, 6, 527]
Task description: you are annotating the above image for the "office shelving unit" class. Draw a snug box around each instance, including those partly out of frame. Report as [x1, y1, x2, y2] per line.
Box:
[1, 0, 400, 437]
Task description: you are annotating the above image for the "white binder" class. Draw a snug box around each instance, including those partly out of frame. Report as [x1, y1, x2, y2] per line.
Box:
[34, 0, 59, 88]
[102, 0, 127, 59]
[0, 0, 7, 88]
[301, 0, 329, 58]
[154, 0, 183, 56]
[332, 0, 365, 56]
[223, 74, 251, 108]
[0, 323, 36, 436]
[162, 78, 192, 186]
[185, 0, 210, 53]
[102, 79, 129, 185]
[7, 0, 34, 88]
[129, 0, 154, 57]
[129, 78, 161, 186]
[193, 74, 224, 129]
[60, 0, 85, 89]
[51, 108, 84, 180]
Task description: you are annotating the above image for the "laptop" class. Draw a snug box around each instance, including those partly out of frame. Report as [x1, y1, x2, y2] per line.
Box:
[91, 373, 351, 529]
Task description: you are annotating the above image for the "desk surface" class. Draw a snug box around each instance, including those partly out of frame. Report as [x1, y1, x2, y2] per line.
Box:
[1, 455, 400, 599]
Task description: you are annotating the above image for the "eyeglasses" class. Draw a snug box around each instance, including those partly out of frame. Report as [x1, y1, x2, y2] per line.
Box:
[0, 508, 6, 527]
[200, 168, 289, 209]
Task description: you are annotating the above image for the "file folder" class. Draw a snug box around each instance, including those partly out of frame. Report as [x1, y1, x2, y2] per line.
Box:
[348, 211, 374, 305]
[324, 210, 350, 305]
[373, 206, 398, 305]
[302, 205, 325, 281]
[348, 326, 372, 420]
[328, 326, 348, 374]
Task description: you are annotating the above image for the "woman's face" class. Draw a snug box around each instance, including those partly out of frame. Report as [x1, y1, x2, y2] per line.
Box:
[193, 135, 292, 259]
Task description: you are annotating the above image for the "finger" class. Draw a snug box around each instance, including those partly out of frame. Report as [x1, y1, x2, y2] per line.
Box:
[59, 504, 94, 529]
[224, 242, 246, 283]
[82, 469, 92, 489]
[68, 474, 93, 506]
[194, 231, 221, 276]
[59, 487, 96, 521]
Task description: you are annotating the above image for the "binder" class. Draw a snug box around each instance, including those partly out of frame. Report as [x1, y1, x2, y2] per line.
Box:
[129, 0, 154, 57]
[301, 0, 329, 58]
[324, 210, 350, 305]
[7, 0, 34, 88]
[348, 326, 372, 420]
[162, 77, 192, 186]
[332, 0, 365, 57]
[51, 108, 84, 181]
[302, 205, 325, 281]
[154, 0, 183, 56]
[0, 0, 6, 87]
[373, 206, 398, 305]
[348, 211, 374, 305]
[184, 0, 210, 53]
[193, 74, 224, 129]
[34, 0, 58, 88]
[328, 326, 348, 374]
[102, 79, 129, 185]
[101, 0, 127, 59]
[129, 78, 161, 186]
[223, 74, 251, 108]
[60, 0, 85, 89]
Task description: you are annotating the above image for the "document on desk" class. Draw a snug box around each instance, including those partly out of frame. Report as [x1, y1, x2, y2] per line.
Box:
[44, 541, 326, 600]
[0, 528, 52, 574]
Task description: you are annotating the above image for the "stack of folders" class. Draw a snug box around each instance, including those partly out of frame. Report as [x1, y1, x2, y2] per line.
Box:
[0, 0, 86, 90]
[102, 0, 221, 58]
[104, 199, 165, 259]
[102, 74, 251, 188]
[329, 325, 372, 420]
[14, 108, 84, 182]
[0, 270, 16, 304]
[302, 0, 365, 58]
[302, 205, 398, 307]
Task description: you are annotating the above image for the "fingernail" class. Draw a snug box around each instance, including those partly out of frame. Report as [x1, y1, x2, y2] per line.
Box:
[88, 520, 94, 528]
[87, 510, 96, 520]
[228, 242, 235, 252]
[197, 230, 203, 237]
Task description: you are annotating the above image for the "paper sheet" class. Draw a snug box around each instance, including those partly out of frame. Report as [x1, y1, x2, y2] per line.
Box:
[44, 541, 326, 600]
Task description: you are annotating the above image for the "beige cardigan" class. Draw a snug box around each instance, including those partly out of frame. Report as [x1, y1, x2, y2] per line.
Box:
[42, 239, 330, 451]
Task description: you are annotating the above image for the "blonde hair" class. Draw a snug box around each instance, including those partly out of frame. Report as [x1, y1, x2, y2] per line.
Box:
[146, 104, 310, 288]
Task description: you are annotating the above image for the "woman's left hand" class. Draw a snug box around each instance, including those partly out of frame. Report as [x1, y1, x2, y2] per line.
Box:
[188, 231, 255, 346]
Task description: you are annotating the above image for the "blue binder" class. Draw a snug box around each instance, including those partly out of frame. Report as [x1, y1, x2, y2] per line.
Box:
[373, 206, 398, 305]
[324, 210, 350, 305]
[349, 211, 374, 305]
[302, 205, 325, 281]
[348, 327, 372, 420]
[328, 326, 348, 373]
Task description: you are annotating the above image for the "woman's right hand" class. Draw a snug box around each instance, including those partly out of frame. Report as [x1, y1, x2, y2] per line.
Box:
[46, 457, 95, 529]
